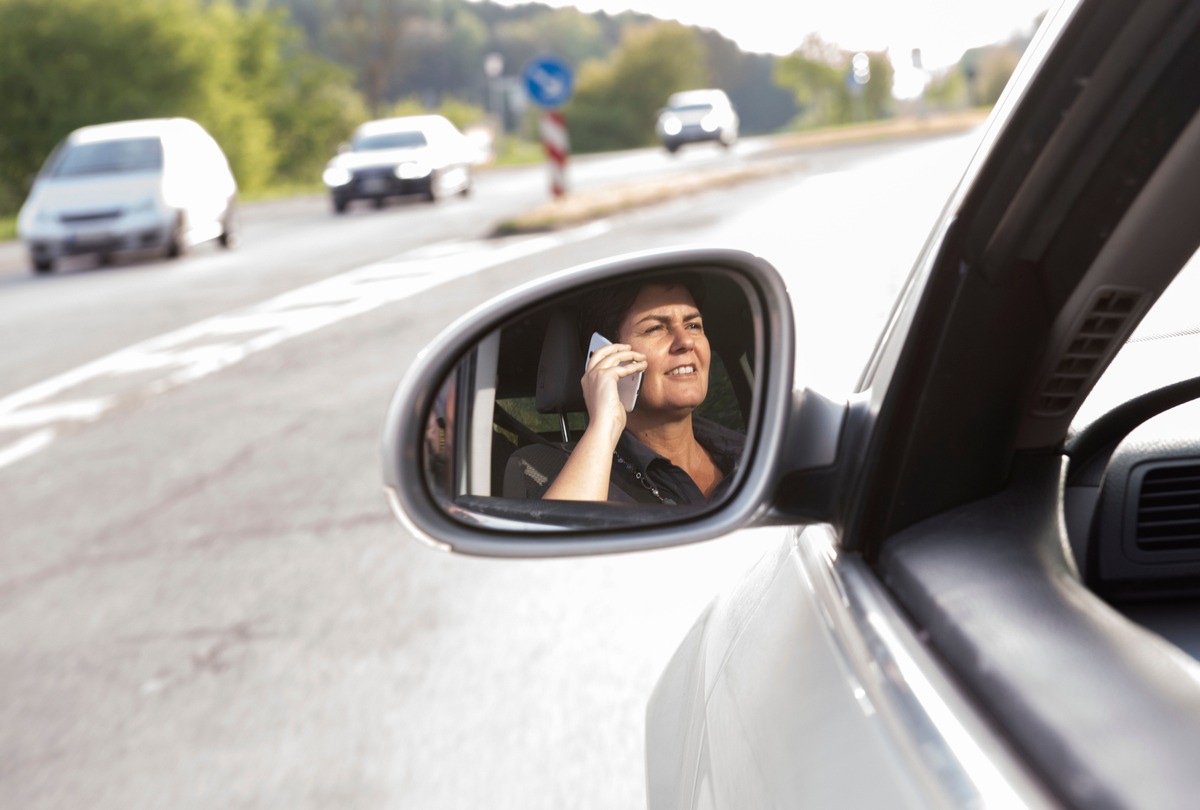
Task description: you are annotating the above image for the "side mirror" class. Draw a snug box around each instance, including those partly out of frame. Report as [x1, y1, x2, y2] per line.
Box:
[382, 248, 800, 557]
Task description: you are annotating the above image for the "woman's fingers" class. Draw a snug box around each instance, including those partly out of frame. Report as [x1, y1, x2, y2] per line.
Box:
[588, 343, 645, 370]
[614, 359, 647, 378]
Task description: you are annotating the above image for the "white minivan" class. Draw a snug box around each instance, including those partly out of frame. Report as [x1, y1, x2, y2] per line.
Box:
[17, 118, 238, 274]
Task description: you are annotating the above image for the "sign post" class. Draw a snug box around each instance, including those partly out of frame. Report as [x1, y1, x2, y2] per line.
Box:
[521, 56, 574, 199]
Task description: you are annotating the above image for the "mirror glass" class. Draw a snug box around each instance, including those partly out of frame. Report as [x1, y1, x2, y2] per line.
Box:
[421, 266, 762, 529]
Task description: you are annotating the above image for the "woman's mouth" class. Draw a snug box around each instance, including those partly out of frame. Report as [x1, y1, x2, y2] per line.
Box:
[667, 365, 696, 376]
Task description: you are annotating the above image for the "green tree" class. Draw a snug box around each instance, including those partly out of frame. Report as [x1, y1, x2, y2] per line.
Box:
[401, 7, 490, 106]
[975, 46, 1022, 106]
[774, 34, 893, 128]
[318, 0, 427, 115]
[267, 50, 369, 183]
[187, 0, 280, 191]
[232, 4, 367, 183]
[0, 0, 209, 211]
[925, 68, 969, 111]
[565, 22, 707, 153]
[0, 0, 368, 209]
[386, 95, 486, 130]
[494, 7, 611, 75]
[774, 40, 843, 127]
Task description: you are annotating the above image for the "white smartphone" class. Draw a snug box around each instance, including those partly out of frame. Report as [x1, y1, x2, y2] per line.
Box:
[587, 332, 643, 412]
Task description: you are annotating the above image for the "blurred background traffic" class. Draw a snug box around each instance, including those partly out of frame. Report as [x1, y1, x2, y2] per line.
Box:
[0, 0, 1042, 248]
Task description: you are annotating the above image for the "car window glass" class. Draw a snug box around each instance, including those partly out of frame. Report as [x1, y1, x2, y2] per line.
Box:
[494, 398, 587, 441]
[694, 352, 745, 432]
[52, 137, 163, 177]
[354, 131, 427, 151]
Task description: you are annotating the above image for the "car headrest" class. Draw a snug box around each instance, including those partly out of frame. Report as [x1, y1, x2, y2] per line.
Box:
[535, 307, 586, 413]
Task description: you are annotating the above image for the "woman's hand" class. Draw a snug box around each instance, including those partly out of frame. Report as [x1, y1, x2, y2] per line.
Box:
[544, 343, 646, 502]
[580, 342, 646, 442]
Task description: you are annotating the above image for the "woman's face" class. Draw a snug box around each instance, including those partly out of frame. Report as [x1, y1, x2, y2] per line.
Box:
[617, 284, 709, 416]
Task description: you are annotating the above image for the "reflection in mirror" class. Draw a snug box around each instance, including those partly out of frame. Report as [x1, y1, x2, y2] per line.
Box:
[422, 266, 761, 528]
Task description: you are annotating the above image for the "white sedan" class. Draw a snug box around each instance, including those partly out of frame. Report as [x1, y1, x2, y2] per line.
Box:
[322, 115, 478, 214]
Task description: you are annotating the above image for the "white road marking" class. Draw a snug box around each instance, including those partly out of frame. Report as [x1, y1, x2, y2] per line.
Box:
[0, 222, 610, 470]
[0, 429, 55, 469]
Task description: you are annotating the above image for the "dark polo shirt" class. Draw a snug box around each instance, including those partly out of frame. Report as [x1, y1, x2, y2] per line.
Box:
[607, 417, 745, 505]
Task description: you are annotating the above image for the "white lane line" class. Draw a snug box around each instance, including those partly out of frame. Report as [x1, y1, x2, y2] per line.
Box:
[0, 399, 115, 430]
[0, 429, 56, 469]
[0, 221, 611, 471]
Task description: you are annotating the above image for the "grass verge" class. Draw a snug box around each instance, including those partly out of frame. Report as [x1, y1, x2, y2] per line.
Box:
[490, 157, 805, 237]
[491, 110, 991, 237]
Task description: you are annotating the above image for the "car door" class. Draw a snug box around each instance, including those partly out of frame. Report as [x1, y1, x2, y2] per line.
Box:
[382, 0, 1200, 806]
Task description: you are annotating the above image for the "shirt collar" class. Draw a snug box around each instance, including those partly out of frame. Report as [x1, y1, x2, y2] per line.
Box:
[617, 416, 744, 475]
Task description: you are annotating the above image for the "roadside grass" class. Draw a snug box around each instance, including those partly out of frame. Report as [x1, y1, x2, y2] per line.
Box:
[491, 137, 545, 167]
[489, 157, 807, 238]
[491, 110, 992, 237]
[0, 215, 15, 242]
[241, 180, 325, 202]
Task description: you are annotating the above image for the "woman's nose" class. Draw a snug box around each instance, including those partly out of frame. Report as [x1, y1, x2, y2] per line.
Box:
[671, 328, 695, 351]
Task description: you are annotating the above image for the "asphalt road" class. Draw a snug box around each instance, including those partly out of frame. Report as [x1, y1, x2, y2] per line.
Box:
[0, 130, 981, 809]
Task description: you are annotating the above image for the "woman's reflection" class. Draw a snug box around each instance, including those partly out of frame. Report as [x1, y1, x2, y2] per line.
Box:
[541, 275, 744, 504]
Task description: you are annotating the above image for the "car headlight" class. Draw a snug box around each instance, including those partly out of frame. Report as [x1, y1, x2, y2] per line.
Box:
[323, 166, 353, 187]
[662, 117, 683, 136]
[701, 114, 720, 133]
[395, 162, 432, 180]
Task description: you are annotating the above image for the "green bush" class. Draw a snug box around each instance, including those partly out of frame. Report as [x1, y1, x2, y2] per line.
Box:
[564, 22, 708, 153]
[0, 0, 368, 213]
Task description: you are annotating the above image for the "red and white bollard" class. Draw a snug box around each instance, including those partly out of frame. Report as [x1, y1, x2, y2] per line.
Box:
[540, 111, 569, 198]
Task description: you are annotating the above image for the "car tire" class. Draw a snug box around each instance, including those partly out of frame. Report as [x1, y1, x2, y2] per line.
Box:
[665, 143, 680, 154]
[218, 205, 239, 249]
[31, 257, 53, 274]
[371, 197, 385, 210]
[423, 172, 439, 203]
[333, 196, 349, 215]
[459, 171, 472, 198]
[166, 215, 187, 259]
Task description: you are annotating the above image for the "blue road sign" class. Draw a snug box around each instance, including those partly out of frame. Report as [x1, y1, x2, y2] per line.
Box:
[522, 56, 574, 109]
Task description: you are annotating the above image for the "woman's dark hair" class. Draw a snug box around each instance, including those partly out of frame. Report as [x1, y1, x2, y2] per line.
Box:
[578, 272, 706, 345]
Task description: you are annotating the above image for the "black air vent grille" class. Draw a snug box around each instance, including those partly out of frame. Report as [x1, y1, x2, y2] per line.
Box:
[1135, 463, 1200, 552]
[1033, 288, 1143, 416]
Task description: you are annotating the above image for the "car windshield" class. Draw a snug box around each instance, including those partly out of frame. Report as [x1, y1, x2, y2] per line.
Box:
[670, 103, 714, 113]
[353, 131, 427, 151]
[50, 137, 163, 177]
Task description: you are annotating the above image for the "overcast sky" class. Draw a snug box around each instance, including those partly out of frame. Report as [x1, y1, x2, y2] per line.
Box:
[496, 0, 1052, 71]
